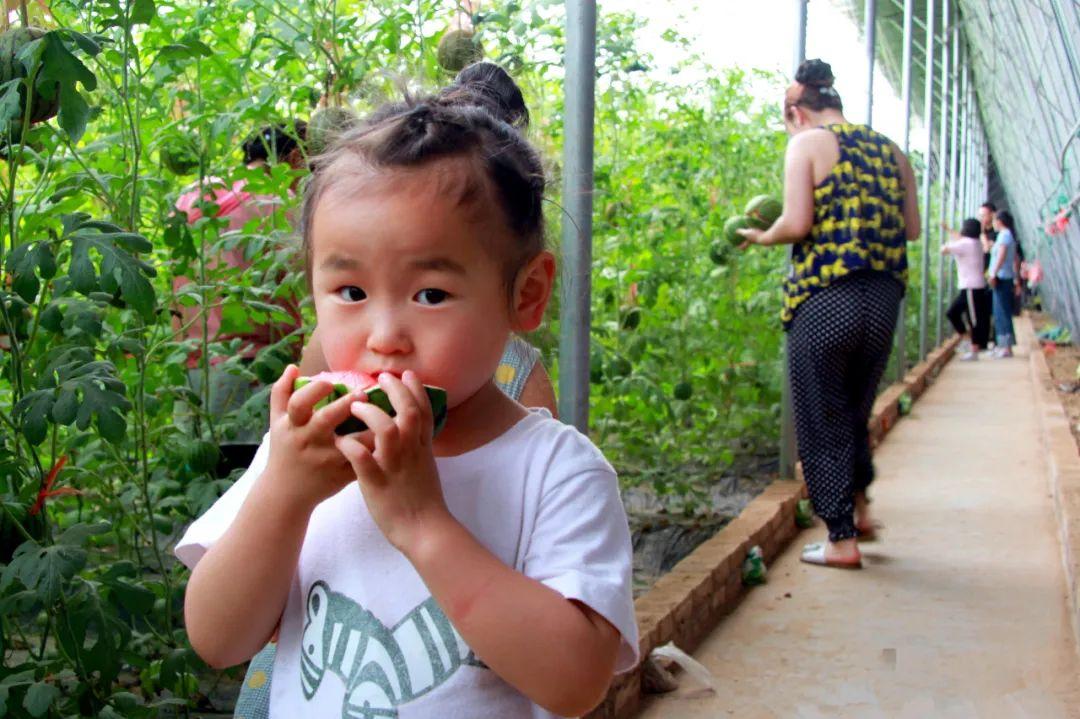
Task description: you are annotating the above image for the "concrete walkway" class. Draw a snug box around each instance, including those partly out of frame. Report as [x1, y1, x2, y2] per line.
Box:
[639, 323, 1080, 718]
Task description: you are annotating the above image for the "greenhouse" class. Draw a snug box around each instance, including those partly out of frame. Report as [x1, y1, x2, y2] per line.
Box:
[0, 0, 1078, 717]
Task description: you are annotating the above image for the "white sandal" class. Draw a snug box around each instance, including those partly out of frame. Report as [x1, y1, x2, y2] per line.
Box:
[800, 542, 863, 570]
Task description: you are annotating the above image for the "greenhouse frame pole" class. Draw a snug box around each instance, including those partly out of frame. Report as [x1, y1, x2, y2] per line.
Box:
[955, 63, 970, 329]
[900, 0, 917, 359]
[558, 0, 596, 432]
[953, 59, 968, 309]
[940, 30, 961, 346]
[793, 0, 807, 78]
[865, 0, 877, 126]
[780, 0, 809, 481]
[916, 0, 935, 364]
[933, 0, 951, 356]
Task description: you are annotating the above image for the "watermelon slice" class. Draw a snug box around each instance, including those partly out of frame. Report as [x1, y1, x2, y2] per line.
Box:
[294, 371, 448, 437]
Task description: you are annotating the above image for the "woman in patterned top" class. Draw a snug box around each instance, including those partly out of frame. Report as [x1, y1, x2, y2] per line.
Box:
[739, 59, 921, 570]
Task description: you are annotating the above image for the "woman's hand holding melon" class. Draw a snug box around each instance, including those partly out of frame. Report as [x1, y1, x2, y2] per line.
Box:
[335, 371, 451, 554]
[262, 365, 363, 509]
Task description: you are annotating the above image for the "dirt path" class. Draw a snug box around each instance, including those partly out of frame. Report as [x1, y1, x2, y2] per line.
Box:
[638, 320, 1080, 718]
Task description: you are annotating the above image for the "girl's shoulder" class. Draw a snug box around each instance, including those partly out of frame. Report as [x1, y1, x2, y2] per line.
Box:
[450, 409, 613, 478]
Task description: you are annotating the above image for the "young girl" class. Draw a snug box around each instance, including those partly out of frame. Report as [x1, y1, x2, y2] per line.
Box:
[942, 218, 991, 360]
[176, 63, 638, 718]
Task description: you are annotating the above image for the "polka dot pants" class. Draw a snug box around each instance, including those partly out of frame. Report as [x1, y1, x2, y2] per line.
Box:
[787, 271, 904, 542]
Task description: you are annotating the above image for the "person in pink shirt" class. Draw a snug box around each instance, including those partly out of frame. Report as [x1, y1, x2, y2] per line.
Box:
[942, 218, 991, 360]
[173, 122, 307, 470]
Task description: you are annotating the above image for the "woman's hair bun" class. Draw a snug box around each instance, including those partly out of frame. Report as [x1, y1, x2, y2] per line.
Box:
[795, 59, 836, 89]
[446, 62, 530, 129]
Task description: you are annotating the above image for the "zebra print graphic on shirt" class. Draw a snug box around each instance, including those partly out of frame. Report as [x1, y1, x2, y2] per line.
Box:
[300, 581, 484, 718]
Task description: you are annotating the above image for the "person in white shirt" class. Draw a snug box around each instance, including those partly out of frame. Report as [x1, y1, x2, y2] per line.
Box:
[942, 218, 991, 360]
[176, 63, 638, 719]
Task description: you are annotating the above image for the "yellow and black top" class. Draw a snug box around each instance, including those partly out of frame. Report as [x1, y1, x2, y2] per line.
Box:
[782, 123, 908, 329]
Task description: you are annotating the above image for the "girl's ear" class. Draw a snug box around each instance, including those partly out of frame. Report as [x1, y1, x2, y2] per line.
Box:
[511, 250, 555, 333]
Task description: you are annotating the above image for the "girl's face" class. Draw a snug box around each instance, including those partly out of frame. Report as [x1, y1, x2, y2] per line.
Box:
[992, 216, 1004, 231]
[309, 162, 535, 409]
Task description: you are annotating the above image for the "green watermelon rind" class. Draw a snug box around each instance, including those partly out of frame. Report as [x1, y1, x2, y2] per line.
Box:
[723, 215, 752, 246]
[744, 195, 782, 230]
[307, 105, 358, 156]
[437, 29, 483, 73]
[294, 376, 449, 438]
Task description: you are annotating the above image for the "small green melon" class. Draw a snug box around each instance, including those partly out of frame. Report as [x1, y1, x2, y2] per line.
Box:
[723, 215, 753, 246]
[744, 195, 782, 230]
[161, 137, 200, 175]
[437, 29, 483, 72]
[307, 105, 358, 156]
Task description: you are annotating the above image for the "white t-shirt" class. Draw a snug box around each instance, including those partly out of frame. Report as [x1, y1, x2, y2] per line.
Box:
[175, 409, 639, 719]
[944, 237, 987, 289]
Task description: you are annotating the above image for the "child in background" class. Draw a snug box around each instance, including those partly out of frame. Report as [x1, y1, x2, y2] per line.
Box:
[175, 63, 638, 718]
[942, 218, 992, 360]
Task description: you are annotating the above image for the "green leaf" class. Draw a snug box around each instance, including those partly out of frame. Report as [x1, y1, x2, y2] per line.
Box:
[4, 540, 86, 604]
[131, 0, 157, 25]
[38, 303, 63, 332]
[97, 408, 126, 443]
[110, 579, 156, 615]
[15, 392, 51, 445]
[57, 522, 109, 546]
[64, 30, 105, 57]
[0, 79, 22, 129]
[22, 682, 58, 718]
[66, 222, 157, 320]
[51, 388, 78, 425]
[34, 34, 98, 142]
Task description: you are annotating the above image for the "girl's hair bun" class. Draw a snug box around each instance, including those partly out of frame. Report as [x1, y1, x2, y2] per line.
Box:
[445, 61, 530, 129]
[795, 59, 836, 89]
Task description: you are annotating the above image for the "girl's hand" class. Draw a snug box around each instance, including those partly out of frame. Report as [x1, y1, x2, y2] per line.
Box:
[262, 365, 361, 510]
[336, 370, 451, 553]
[989, 276, 998, 289]
[737, 226, 766, 250]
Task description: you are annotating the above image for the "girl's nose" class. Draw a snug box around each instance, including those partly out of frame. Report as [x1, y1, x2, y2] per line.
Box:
[365, 311, 411, 356]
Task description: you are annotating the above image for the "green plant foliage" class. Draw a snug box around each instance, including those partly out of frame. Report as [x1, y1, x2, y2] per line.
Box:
[0, 0, 795, 714]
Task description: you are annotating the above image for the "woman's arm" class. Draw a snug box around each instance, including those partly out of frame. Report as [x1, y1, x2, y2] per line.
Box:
[988, 240, 1005, 282]
[518, 361, 558, 416]
[891, 143, 921, 242]
[743, 131, 816, 246]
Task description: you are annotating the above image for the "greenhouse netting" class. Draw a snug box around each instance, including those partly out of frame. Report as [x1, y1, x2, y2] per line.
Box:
[839, 0, 1080, 337]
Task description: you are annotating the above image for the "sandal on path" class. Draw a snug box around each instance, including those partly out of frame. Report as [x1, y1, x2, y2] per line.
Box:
[800, 542, 863, 570]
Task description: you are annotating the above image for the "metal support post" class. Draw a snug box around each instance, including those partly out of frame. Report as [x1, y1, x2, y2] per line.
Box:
[558, 0, 597, 432]
[959, 65, 976, 336]
[793, 0, 808, 80]
[900, 0, 918, 362]
[865, 0, 877, 126]
[939, 32, 961, 346]
[934, 0, 951, 354]
[779, 0, 809, 481]
[916, 0, 936, 364]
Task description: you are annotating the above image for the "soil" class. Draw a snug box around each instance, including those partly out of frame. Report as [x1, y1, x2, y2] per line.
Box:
[1032, 311, 1080, 454]
[624, 453, 777, 596]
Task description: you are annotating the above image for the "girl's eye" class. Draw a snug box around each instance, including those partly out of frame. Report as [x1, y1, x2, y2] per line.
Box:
[415, 288, 449, 306]
[337, 286, 366, 302]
